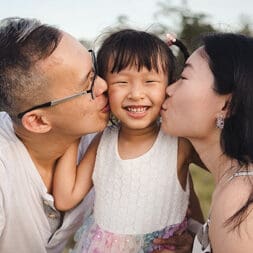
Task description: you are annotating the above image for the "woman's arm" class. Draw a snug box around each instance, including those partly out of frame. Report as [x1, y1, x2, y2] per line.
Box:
[53, 134, 101, 211]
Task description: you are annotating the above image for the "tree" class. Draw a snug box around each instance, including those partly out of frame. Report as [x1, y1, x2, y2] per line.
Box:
[237, 14, 253, 36]
[153, 0, 216, 53]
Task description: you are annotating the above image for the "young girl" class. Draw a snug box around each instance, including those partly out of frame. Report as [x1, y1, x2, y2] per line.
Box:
[53, 29, 202, 253]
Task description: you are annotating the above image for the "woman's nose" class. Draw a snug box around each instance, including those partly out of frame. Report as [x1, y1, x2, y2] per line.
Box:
[166, 81, 177, 97]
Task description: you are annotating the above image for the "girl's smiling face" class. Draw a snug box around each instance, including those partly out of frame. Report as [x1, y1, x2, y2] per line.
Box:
[106, 64, 168, 131]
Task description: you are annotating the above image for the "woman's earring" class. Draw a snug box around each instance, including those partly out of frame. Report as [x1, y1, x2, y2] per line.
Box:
[216, 115, 224, 129]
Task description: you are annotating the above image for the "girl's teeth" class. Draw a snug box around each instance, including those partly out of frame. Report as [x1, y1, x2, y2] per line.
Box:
[127, 107, 147, 113]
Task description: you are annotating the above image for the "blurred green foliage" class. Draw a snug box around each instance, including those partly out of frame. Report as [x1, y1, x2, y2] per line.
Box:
[190, 164, 214, 219]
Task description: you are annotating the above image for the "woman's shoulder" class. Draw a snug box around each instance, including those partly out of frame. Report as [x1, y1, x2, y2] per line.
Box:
[215, 172, 253, 215]
[210, 173, 253, 253]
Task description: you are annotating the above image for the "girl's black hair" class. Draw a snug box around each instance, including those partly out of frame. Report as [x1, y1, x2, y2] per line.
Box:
[97, 29, 177, 84]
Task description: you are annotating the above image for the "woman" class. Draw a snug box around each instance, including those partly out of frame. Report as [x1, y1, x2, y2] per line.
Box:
[161, 33, 253, 253]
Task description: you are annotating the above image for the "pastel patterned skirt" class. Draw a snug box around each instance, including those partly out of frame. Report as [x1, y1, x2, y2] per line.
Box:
[71, 215, 188, 253]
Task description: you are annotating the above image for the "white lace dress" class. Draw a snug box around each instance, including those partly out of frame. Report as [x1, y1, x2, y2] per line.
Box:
[72, 126, 190, 253]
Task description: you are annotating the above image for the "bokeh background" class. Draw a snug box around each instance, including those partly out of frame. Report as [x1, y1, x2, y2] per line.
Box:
[1, 0, 253, 48]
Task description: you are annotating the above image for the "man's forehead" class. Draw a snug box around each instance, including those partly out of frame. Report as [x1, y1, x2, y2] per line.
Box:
[37, 32, 93, 89]
[52, 32, 87, 58]
[39, 32, 90, 70]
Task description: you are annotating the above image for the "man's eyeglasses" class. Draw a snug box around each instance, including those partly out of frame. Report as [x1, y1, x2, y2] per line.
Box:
[17, 49, 98, 119]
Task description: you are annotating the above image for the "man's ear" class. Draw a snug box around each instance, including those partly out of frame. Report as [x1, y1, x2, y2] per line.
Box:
[21, 111, 52, 133]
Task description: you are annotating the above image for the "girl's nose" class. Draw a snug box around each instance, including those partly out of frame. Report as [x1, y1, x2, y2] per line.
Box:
[127, 83, 144, 100]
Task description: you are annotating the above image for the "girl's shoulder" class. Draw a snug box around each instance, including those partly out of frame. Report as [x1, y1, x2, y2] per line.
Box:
[178, 138, 193, 161]
[178, 137, 206, 170]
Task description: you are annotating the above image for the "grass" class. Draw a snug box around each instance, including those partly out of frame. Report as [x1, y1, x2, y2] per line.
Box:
[190, 164, 214, 219]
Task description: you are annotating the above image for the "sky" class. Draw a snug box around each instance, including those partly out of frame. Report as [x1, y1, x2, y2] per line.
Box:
[0, 0, 252, 40]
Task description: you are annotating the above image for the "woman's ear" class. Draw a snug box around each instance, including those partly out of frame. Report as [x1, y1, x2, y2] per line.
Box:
[215, 95, 231, 129]
[221, 94, 232, 116]
[21, 111, 52, 133]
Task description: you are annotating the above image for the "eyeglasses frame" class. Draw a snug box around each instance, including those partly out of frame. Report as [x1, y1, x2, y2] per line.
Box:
[17, 49, 97, 119]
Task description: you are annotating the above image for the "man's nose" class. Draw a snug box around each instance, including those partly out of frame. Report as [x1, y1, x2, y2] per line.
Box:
[93, 76, 108, 98]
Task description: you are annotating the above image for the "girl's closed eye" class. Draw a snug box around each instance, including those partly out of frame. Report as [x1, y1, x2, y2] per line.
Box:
[145, 79, 162, 86]
[145, 80, 160, 83]
[111, 80, 128, 86]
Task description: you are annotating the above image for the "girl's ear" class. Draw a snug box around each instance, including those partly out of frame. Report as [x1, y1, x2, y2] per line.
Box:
[21, 110, 52, 133]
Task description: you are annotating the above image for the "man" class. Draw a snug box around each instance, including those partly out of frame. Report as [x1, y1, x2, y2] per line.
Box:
[0, 17, 109, 253]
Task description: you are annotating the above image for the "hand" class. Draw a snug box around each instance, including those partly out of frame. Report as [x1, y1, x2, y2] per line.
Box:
[152, 230, 194, 253]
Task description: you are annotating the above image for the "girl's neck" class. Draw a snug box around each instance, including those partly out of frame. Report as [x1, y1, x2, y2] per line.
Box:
[119, 121, 160, 140]
[117, 121, 160, 159]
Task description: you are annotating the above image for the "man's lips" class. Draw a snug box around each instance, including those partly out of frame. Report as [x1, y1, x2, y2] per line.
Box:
[101, 103, 110, 113]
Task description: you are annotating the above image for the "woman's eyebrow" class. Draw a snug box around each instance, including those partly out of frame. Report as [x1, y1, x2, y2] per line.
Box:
[184, 63, 193, 69]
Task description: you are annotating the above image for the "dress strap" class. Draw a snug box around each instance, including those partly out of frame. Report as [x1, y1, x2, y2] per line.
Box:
[206, 171, 253, 223]
[227, 170, 253, 182]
